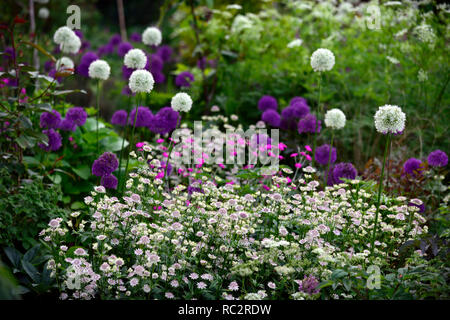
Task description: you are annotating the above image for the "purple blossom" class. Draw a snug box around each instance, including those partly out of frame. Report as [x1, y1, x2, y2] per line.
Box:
[109, 34, 122, 47]
[175, 71, 194, 87]
[261, 109, 281, 127]
[122, 85, 134, 96]
[77, 52, 99, 77]
[298, 114, 321, 134]
[129, 107, 153, 127]
[290, 96, 307, 106]
[298, 275, 320, 295]
[408, 202, 425, 214]
[44, 60, 54, 72]
[153, 71, 166, 84]
[315, 144, 337, 166]
[59, 118, 76, 132]
[148, 107, 179, 135]
[101, 174, 118, 189]
[427, 150, 448, 167]
[130, 32, 142, 43]
[332, 162, 357, 184]
[280, 103, 310, 130]
[38, 129, 62, 152]
[4, 47, 15, 60]
[97, 44, 114, 57]
[74, 29, 83, 39]
[122, 65, 133, 80]
[66, 107, 87, 126]
[258, 95, 278, 112]
[249, 133, 272, 149]
[117, 42, 133, 57]
[40, 110, 61, 129]
[156, 45, 173, 62]
[111, 110, 128, 126]
[148, 54, 163, 73]
[92, 152, 119, 177]
[403, 158, 423, 177]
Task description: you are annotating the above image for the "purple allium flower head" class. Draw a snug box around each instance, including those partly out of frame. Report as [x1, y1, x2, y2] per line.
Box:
[258, 95, 278, 112]
[148, 54, 163, 73]
[197, 57, 207, 70]
[175, 71, 195, 87]
[332, 162, 357, 184]
[4, 47, 15, 60]
[129, 106, 153, 127]
[38, 129, 62, 152]
[111, 110, 128, 126]
[66, 107, 87, 126]
[109, 34, 122, 47]
[59, 118, 76, 132]
[315, 144, 337, 166]
[427, 150, 448, 167]
[156, 45, 173, 62]
[122, 85, 135, 96]
[148, 107, 179, 135]
[298, 114, 321, 134]
[250, 133, 272, 149]
[44, 60, 54, 72]
[403, 158, 422, 177]
[298, 275, 320, 295]
[280, 103, 310, 130]
[122, 65, 133, 80]
[92, 152, 119, 177]
[97, 44, 114, 57]
[74, 29, 83, 39]
[101, 174, 118, 189]
[290, 96, 307, 106]
[130, 32, 142, 43]
[48, 68, 62, 83]
[117, 41, 133, 57]
[408, 202, 425, 214]
[77, 51, 99, 77]
[261, 109, 281, 127]
[40, 110, 62, 129]
[153, 71, 166, 84]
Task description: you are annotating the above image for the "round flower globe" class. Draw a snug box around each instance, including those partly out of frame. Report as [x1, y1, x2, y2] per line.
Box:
[38, 7, 49, 19]
[332, 162, 357, 184]
[324, 108, 346, 130]
[374, 104, 406, 134]
[88, 59, 111, 80]
[310, 48, 335, 72]
[261, 109, 281, 127]
[124, 48, 147, 70]
[128, 70, 154, 93]
[427, 149, 448, 167]
[258, 95, 278, 112]
[142, 27, 162, 46]
[53, 26, 75, 45]
[60, 34, 81, 54]
[55, 57, 74, 71]
[171, 92, 192, 113]
[403, 158, 422, 177]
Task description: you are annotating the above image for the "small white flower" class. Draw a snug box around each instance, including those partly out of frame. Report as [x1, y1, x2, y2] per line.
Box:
[324, 108, 346, 130]
[386, 56, 399, 64]
[89, 60, 111, 80]
[226, 4, 242, 10]
[171, 92, 193, 113]
[128, 69, 154, 93]
[38, 7, 49, 19]
[142, 27, 162, 46]
[374, 104, 406, 134]
[287, 39, 303, 48]
[414, 23, 436, 45]
[310, 48, 335, 72]
[124, 48, 147, 70]
[417, 69, 428, 82]
[55, 57, 74, 72]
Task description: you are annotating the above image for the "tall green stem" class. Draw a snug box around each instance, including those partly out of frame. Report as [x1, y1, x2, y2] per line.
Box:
[370, 134, 391, 255]
[96, 80, 100, 155]
[123, 93, 141, 194]
[325, 131, 334, 186]
[164, 116, 180, 191]
[117, 95, 132, 192]
[312, 73, 322, 167]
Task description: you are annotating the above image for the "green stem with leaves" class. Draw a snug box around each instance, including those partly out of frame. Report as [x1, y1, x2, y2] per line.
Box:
[312, 73, 322, 167]
[325, 130, 334, 186]
[117, 95, 132, 193]
[96, 80, 101, 155]
[123, 93, 141, 194]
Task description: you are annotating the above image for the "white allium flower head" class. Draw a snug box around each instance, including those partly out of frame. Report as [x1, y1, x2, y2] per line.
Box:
[287, 39, 303, 48]
[324, 108, 346, 129]
[55, 57, 74, 71]
[142, 27, 162, 46]
[53, 26, 75, 45]
[374, 104, 406, 134]
[310, 48, 335, 72]
[124, 48, 147, 70]
[128, 70, 154, 93]
[88, 60, 111, 80]
[171, 92, 193, 113]
[38, 7, 49, 19]
[60, 34, 81, 54]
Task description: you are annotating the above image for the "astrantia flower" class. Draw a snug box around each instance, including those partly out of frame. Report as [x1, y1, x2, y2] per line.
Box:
[92, 152, 119, 177]
[332, 162, 357, 184]
[101, 174, 118, 189]
[310, 48, 335, 72]
[142, 27, 162, 46]
[88, 59, 111, 80]
[40, 110, 61, 129]
[77, 52, 98, 77]
[128, 107, 153, 127]
[374, 104, 406, 134]
[171, 92, 192, 113]
[38, 129, 62, 151]
[66, 107, 87, 126]
[315, 144, 337, 166]
[124, 48, 147, 69]
[175, 71, 195, 87]
[111, 110, 128, 126]
[148, 107, 179, 135]
[403, 158, 422, 177]
[55, 57, 74, 71]
[258, 95, 278, 112]
[324, 108, 346, 129]
[427, 149, 448, 167]
[117, 41, 133, 58]
[261, 109, 281, 127]
[298, 114, 321, 134]
[128, 69, 154, 93]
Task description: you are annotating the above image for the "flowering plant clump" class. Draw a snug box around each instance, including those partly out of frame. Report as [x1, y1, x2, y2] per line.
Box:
[374, 105, 406, 135]
[88, 60, 111, 80]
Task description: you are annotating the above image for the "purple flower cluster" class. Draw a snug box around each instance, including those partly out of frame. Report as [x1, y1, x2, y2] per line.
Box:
[261, 109, 281, 127]
[427, 149, 448, 167]
[130, 32, 142, 43]
[403, 158, 422, 177]
[175, 71, 195, 88]
[280, 102, 310, 130]
[298, 114, 321, 134]
[77, 52, 99, 77]
[147, 54, 165, 84]
[129, 107, 153, 127]
[38, 129, 62, 152]
[298, 275, 320, 295]
[111, 110, 128, 126]
[92, 152, 119, 189]
[331, 162, 357, 185]
[59, 107, 87, 132]
[101, 174, 118, 189]
[148, 107, 179, 135]
[258, 95, 278, 112]
[40, 110, 61, 129]
[117, 41, 133, 57]
[315, 144, 337, 166]
[156, 45, 173, 62]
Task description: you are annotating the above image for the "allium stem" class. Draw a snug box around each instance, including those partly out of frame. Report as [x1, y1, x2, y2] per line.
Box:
[123, 93, 141, 194]
[96, 80, 100, 154]
[118, 95, 132, 193]
[325, 131, 334, 186]
[164, 116, 180, 191]
[370, 134, 391, 255]
[312, 73, 322, 167]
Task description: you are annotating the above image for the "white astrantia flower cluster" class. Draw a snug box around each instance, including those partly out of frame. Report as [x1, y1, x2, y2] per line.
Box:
[88, 60, 111, 80]
[128, 70, 154, 93]
[142, 27, 162, 46]
[374, 104, 406, 134]
[324, 108, 346, 130]
[124, 49, 147, 70]
[310, 48, 335, 72]
[55, 57, 74, 71]
[171, 92, 193, 113]
[53, 26, 81, 54]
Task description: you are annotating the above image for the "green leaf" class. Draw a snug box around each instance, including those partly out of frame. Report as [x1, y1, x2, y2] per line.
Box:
[51, 89, 87, 96]
[84, 117, 106, 132]
[71, 201, 85, 210]
[15, 136, 35, 149]
[23, 156, 41, 166]
[72, 165, 91, 180]
[23, 245, 41, 263]
[101, 136, 129, 152]
[331, 269, 348, 280]
[21, 260, 40, 283]
[4, 247, 22, 269]
[48, 174, 62, 184]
